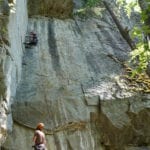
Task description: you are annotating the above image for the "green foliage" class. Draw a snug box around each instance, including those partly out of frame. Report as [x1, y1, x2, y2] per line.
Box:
[126, 1, 150, 76]
[117, 0, 140, 17]
[116, 1, 150, 76]
[130, 44, 150, 75]
[74, 8, 87, 18]
[86, 0, 100, 7]
[130, 23, 150, 76]
[74, 0, 103, 17]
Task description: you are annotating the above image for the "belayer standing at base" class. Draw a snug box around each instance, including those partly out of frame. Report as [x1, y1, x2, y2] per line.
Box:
[32, 123, 47, 150]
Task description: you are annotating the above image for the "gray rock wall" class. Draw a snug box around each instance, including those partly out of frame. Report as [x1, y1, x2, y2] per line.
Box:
[12, 16, 129, 128]
[1, 0, 150, 150]
[0, 0, 28, 145]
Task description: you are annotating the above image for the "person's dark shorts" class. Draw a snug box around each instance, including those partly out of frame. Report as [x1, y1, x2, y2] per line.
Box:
[32, 144, 46, 150]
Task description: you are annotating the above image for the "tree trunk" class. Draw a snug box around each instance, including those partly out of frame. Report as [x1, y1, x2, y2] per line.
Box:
[103, 1, 136, 50]
[138, 0, 150, 76]
[138, 0, 150, 38]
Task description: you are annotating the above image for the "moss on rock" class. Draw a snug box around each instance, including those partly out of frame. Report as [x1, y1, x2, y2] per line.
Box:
[28, 0, 73, 19]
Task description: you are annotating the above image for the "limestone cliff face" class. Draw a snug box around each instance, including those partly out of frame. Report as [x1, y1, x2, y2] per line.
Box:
[1, 0, 150, 150]
[0, 0, 28, 146]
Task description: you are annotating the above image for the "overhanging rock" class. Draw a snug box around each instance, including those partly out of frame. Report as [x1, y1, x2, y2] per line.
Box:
[28, 0, 73, 19]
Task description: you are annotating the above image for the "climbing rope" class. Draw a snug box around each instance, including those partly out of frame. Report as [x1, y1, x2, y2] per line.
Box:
[14, 119, 86, 135]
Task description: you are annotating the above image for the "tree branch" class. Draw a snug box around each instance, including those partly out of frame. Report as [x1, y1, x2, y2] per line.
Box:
[103, 1, 136, 50]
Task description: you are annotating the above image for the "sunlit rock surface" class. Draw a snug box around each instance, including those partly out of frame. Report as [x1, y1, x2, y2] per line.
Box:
[12, 16, 130, 126]
[0, 0, 27, 146]
[1, 0, 150, 150]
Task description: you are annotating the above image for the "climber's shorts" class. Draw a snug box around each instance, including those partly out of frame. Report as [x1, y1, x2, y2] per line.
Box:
[32, 144, 46, 150]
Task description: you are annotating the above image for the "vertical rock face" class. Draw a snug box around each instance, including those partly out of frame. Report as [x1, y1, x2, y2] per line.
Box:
[1, 0, 150, 150]
[0, 0, 28, 146]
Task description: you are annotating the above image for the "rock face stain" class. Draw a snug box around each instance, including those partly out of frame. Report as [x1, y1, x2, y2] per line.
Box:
[48, 21, 61, 76]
